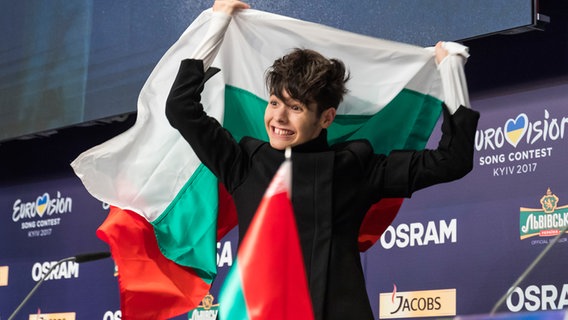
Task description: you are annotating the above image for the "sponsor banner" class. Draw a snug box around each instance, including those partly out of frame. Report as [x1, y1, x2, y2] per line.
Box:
[379, 219, 457, 250]
[188, 293, 219, 320]
[102, 310, 122, 320]
[1, 44, 567, 320]
[31, 260, 80, 282]
[216, 241, 233, 268]
[0, 266, 8, 286]
[506, 284, 568, 313]
[0, 175, 119, 320]
[29, 312, 76, 320]
[520, 188, 568, 240]
[379, 288, 456, 319]
[365, 81, 568, 317]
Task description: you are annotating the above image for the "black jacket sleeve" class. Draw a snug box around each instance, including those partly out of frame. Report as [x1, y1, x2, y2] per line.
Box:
[371, 105, 480, 198]
[165, 58, 248, 190]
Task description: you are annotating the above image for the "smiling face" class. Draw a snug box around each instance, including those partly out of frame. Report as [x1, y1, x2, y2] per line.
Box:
[264, 90, 336, 150]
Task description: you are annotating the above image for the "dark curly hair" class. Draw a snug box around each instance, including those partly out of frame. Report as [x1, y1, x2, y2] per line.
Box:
[265, 48, 350, 116]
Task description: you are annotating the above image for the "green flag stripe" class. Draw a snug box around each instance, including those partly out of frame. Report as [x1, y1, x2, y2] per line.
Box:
[224, 85, 441, 153]
[152, 164, 219, 283]
[219, 259, 251, 320]
[337, 89, 442, 153]
[224, 85, 269, 142]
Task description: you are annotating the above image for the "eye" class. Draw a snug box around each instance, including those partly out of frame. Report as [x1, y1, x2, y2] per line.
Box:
[290, 105, 303, 112]
[268, 95, 282, 107]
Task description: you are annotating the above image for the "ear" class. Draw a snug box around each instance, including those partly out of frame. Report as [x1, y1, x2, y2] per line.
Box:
[320, 108, 337, 129]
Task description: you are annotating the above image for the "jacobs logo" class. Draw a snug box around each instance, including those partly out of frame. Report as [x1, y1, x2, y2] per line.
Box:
[379, 286, 456, 319]
[520, 188, 568, 239]
[29, 311, 76, 320]
[0, 266, 8, 286]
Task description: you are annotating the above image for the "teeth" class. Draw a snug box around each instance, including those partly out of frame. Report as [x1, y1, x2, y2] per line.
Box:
[274, 128, 293, 136]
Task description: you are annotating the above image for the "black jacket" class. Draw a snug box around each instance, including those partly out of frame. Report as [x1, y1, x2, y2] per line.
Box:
[166, 59, 480, 320]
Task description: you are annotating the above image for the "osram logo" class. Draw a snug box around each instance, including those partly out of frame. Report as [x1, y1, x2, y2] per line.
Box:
[31, 261, 79, 281]
[507, 284, 568, 312]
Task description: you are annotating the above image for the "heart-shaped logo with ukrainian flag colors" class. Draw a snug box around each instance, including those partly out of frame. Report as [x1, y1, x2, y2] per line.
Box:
[505, 113, 528, 148]
[36, 193, 49, 217]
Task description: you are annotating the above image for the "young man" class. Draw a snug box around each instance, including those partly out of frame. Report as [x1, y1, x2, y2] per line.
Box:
[166, 1, 479, 319]
[264, 48, 348, 150]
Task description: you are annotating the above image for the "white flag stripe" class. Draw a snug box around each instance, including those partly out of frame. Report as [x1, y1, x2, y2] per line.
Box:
[72, 9, 453, 222]
[220, 10, 441, 116]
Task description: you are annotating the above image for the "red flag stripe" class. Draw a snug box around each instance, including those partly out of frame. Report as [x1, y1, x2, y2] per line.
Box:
[97, 207, 210, 320]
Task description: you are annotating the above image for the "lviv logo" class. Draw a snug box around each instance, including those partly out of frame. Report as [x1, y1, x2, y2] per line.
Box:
[189, 293, 219, 320]
[504, 114, 528, 148]
[540, 188, 558, 213]
[202, 293, 215, 310]
[520, 188, 568, 239]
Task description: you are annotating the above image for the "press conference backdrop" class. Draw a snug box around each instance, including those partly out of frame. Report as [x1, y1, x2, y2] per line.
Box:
[0, 0, 537, 142]
[2, 81, 568, 319]
[3, 1, 567, 319]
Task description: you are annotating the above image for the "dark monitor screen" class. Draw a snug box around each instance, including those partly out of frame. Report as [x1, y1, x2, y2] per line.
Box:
[0, 0, 537, 142]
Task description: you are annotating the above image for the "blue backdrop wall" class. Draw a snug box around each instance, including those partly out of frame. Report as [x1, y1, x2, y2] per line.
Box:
[1, 1, 567, 319]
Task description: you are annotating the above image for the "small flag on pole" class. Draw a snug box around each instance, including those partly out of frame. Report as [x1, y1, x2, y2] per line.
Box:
[219, 148, 314, 320]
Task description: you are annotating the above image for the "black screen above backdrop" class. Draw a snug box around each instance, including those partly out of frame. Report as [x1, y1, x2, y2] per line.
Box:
[0, 0, 538, 142]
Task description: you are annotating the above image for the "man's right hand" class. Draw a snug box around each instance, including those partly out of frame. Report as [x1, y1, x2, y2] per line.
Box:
[213, 0, 250, 16]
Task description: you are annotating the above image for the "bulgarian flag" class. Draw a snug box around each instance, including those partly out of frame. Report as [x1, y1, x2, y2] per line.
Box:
[218, 151, 314, 320]
[71, 8, 448, 319]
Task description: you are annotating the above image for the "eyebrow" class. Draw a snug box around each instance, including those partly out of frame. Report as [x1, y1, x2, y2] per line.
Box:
[271, 93, 315, 112]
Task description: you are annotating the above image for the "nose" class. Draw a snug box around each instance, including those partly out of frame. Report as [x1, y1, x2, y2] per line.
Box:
[274, 105, 288, 123]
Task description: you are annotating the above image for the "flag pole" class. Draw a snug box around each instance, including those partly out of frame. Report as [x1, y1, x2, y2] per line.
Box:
[285, 146, 292, 198]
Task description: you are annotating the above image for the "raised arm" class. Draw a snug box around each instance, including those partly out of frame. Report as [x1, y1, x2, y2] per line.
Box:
[213, 0, 250, 15]
[166, 1, 251, 191]
[434, 41, 471, 115]
[366, 42, 478, 199]
[192, 0, 250, 70]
